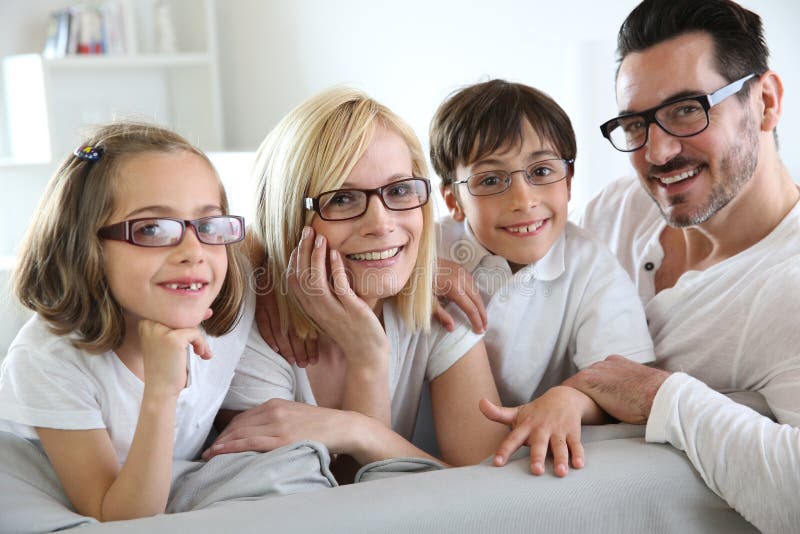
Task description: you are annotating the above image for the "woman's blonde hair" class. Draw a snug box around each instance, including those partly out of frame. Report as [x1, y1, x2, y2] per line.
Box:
[252, 86, 434, 339]
[14, 121, 246, 353]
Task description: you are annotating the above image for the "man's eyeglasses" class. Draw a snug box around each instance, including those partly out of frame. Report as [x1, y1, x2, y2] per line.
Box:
[452, 158, 574, 197]
[600, 73, 756, 152]
[98, 216, 245, 247]
[303, 177, 431, 221]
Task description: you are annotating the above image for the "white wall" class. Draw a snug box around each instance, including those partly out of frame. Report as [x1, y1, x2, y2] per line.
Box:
[214, 0, 800, 212]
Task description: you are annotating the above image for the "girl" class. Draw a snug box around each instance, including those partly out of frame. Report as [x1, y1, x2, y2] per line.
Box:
[207, 87, 507, 474]
[0, 122, 252, 521]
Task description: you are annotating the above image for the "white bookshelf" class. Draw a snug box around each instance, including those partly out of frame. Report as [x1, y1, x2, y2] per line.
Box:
[1, 0, 223, 165]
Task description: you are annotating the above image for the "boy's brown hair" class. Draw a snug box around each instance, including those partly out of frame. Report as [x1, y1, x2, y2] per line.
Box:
[14, 121, 246, 353]
[429, 79, 577, 187]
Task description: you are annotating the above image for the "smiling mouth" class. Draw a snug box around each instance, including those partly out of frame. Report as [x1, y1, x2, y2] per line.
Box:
[506, 220, 546, 234]
[654, 165, 703, 185]
[161, 282, 206, 291]
[346, 247, 401, 261]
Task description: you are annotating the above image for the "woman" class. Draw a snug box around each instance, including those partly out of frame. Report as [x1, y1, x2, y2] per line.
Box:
[204, 87, 506, 473]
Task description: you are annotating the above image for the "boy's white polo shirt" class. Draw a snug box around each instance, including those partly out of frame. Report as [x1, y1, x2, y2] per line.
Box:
[438, 218, 655, 406]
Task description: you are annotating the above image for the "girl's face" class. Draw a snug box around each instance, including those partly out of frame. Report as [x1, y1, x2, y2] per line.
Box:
[311, 126, 424, 311]
[102, 150, 229, 332]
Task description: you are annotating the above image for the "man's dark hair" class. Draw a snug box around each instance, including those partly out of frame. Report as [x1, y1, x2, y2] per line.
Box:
[618, 0, 769, 92]
[429, 79, 576, 187]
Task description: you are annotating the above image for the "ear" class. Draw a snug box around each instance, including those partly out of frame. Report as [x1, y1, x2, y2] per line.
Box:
[441, 185, 466, 222]
[757, 70, 783, 133]
[566, 175, 573, 202]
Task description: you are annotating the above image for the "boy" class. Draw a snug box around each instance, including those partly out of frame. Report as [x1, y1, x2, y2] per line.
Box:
[429, 79, 654, 476]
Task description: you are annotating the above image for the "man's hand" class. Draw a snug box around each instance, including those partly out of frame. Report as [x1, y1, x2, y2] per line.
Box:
[565, 355, 670, 424]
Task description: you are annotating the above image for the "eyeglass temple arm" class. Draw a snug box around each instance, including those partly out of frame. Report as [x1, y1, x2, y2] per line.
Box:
[708, 73, 756, 106]
[97, 221, 128, 240]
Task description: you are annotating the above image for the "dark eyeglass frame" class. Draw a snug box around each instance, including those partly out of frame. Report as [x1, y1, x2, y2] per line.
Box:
[600, 73, 756, 153]
[452, 158, 574, 197]
[97, 215, 246, 247]
[303, 177, 431, 222]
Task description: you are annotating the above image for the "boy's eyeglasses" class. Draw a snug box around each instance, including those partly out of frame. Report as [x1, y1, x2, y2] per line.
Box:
[304, 177, 431, 221]
[98, 215, 245, 247]
[453, 159, 573, 197]
[599, 73, 756, 152]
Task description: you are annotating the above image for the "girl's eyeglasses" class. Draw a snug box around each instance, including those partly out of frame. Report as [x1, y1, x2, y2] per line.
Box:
[98, 215, 245, 247]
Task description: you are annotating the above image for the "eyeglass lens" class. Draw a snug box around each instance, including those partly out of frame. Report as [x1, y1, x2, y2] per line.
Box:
[317, 178, 429, 220]
[608, 99, 709, 151]
[467, 159, 569, 196]
[129, 216, 243, 246]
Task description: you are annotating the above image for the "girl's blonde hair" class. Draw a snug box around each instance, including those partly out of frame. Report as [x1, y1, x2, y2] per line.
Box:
[252, 87, 435, 339]
[14, 121, 246, 353]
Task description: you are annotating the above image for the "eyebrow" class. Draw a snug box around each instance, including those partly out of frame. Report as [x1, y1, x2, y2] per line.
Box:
[124, 204, 223, 219]
[340, 173, 411, 189]
[472, 149, 559, 168]
[618, 90, 705, 116]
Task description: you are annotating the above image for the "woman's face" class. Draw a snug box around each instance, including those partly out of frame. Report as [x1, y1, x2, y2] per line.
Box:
[311, 125, 424, 311]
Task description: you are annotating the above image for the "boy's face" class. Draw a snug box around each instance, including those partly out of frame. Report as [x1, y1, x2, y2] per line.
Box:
[443, 120, 571, 272]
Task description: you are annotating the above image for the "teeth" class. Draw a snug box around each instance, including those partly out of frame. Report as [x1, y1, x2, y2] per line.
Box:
[658, 166, 701, 185]
[347, 247, 400, 261]
[165, 282, 203, 290]
[507, 221, 545, 234]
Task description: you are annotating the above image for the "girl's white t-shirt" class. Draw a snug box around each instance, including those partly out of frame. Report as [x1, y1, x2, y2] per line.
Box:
[0, 292, 254, 463]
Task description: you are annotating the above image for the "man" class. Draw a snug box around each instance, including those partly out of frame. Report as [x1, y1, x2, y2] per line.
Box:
[574, 1, 800, 532]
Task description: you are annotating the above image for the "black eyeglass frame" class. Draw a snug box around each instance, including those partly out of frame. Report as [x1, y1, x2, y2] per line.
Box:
[303, 177, 432, 222]
[599, 73, 757, 153]
[97, 215, 246, 247]
[452, 158, 575, 197]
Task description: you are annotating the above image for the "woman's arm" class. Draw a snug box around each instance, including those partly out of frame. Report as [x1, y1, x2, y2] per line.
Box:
[429, 341, 508, 466]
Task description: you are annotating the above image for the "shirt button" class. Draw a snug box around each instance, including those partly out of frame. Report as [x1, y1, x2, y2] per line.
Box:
[644, 262, 655, 271]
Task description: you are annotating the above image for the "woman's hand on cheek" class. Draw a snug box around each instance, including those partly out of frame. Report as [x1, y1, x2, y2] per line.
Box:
[201, 398, 358, 460]
[138, 320, 212, 399]
[287, 227, 389, 368]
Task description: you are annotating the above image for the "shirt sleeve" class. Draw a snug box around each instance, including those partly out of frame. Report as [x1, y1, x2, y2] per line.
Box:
[571, 245, 655, 368]
[646, 372, 800, 533]
[0, 344, 104, 431]
[425, 305, 484, 382]
[222, 323, 296, 410]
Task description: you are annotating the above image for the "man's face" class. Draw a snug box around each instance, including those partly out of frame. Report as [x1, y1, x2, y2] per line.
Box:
[616, 32, 759, 227]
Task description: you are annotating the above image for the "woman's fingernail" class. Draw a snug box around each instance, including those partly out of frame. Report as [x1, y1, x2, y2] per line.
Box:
[330, 249, 338, 261]
[315, 235, 323, 248]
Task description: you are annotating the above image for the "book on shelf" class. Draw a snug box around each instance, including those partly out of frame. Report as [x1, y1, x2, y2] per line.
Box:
[41, 0, 143, 58]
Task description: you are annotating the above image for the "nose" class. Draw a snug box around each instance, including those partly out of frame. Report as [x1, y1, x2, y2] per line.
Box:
[507, 172, 540, 210]
[173, 224, 205, 264]
[643, 123, 681, 166]
[359, 194, 394, 237]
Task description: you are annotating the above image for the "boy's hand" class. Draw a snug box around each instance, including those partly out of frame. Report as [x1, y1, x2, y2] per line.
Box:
[254, 267, 319, 367]
[434, 258, 486, 334]
[479, 386, 588, 477]
[138, 316, 212, 398]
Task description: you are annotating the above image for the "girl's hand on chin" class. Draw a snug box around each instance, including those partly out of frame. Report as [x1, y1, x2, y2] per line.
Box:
[138, 319, 212, 398]
[287, 227, 389, 368]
